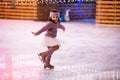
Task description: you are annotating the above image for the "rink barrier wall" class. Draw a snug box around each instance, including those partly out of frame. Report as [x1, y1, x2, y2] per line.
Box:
[96, 0, 120, 25]
[37, 4, 57, 21]
[0, 0, 38, 20]
[0, 0, 96, 21]
[57, 2, 96, 20]
[0, 0, 57, 20]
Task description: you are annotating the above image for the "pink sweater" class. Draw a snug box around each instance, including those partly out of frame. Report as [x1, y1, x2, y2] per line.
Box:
[36, 21, 65, 38]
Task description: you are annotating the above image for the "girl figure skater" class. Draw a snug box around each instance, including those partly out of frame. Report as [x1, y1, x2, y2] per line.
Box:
[32, 9, 65, 69]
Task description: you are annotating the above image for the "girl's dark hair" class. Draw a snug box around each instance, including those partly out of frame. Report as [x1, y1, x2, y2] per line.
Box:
[48, 9, 60, 23]
[50, 9, 59, 13]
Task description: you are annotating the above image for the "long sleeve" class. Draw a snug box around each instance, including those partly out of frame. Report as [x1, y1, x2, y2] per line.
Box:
[58, 24, 65, 31]
[35, 22, 52, 35]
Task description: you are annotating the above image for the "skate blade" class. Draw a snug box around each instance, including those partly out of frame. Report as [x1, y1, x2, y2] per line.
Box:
[38, 54, 44, 63]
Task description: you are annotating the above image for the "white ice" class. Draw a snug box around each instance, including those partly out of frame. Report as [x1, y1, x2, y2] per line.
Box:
[0, 19, 120, 80]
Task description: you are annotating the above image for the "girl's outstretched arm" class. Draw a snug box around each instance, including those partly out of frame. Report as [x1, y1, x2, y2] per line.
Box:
[58, 24, 65, 32]
[32, 32, 38, 36]
[32, 22, 53, 36]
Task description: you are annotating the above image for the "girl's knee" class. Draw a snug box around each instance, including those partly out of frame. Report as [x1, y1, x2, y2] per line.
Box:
[54, 45, 59, 50]
[48, 45, 59, 51]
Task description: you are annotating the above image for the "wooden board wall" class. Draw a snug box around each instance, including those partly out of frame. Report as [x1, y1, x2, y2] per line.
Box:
[0, 0, 38, 20]
[37, 4, 57, 21]
[96, 0, 120, 25]
[0, 0, 96, 21]
[0, 0, 57, 20]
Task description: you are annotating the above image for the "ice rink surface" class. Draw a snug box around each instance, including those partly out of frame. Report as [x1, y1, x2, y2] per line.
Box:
[0, 19, 120, 80]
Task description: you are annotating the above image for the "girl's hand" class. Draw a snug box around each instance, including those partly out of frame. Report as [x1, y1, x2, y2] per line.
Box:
[32, 32, 37, 36]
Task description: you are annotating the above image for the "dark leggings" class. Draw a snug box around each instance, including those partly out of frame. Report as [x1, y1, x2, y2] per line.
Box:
[45, 45, 59, 65]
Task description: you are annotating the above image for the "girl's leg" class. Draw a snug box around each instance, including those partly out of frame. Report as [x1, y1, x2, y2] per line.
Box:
[38, 45, 59, 63]
[38, 48, 54, 63]
[38, 47, 54, 63]
[47, 45, 59, 51]
[44, 45, 59, 69]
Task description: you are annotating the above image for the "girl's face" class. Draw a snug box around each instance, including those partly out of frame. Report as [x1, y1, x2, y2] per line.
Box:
[51, 15, 59, 23]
